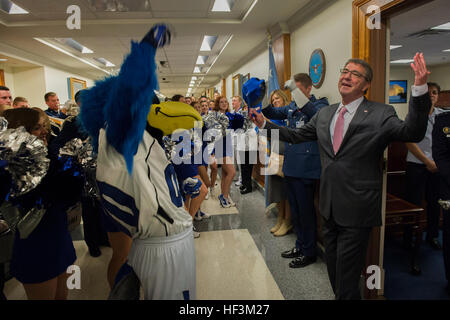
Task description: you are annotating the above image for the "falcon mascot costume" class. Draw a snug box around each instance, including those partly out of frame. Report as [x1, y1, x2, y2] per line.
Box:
[79, 25, 202, 300]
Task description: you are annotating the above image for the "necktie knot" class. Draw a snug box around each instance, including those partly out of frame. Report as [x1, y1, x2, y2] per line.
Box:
[339, 106, 347, 116]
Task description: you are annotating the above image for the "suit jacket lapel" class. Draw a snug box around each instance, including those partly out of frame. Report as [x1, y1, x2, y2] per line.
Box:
[338, 98, 372, 153]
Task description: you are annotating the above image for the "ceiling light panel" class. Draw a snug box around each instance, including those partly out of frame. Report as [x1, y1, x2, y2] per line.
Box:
[431, 22, 450, 30]
[196, 56, 208, 65]
[443, 49, 450, 52]
[0, 0, 28, 14]
[54, 38, 94, 54]
[211, 0, 235, 12]
[34, 38, 110, 75]
[200, 36, 218, 52]
[193, 66, 202, 73]
[95, 57, 115, 67]
[390, 45, 402, 50]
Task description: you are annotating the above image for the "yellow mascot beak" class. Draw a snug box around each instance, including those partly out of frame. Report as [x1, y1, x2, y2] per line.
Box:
[147, 101, 203, 136]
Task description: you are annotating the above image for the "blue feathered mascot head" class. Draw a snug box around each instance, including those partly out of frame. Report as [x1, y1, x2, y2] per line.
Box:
[242, 77, 266, 109]
[79, 24, 171, 173]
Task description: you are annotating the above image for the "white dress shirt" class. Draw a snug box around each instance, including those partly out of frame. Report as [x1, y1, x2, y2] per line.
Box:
[329, 96, 364, 144]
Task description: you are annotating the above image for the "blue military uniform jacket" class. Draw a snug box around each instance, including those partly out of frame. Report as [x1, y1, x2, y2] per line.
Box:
[262, 95, 329, 179]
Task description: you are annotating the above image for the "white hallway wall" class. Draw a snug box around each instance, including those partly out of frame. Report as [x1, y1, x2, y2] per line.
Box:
[0, 64, 16, 95]
[1, 62, 95, 109]
[44, 66, 95, 105]
[290, 0, 352, 105]
[215, 0, 352, 105]
[213, 48, 268, 103]
[224, 49, 269, 102]
[13, 67, 46, 108]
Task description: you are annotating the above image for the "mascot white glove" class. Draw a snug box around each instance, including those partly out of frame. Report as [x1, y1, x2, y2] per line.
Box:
[284, 79, 310, 109]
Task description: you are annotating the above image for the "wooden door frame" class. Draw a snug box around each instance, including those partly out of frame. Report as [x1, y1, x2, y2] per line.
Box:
[352, 0, 434, 299]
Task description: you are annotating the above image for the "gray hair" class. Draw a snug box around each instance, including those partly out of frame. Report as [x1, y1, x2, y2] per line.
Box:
[344, 59, 373, 83]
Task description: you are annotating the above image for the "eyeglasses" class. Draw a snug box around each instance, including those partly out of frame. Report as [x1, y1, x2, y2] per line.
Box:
[340, 68, 368, 81]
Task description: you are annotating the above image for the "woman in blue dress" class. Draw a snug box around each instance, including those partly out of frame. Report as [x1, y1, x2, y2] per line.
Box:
[3, 108, 82, 300]
[210, 96, 244, 208]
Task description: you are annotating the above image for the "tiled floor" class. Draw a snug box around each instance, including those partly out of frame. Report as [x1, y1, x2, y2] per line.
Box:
[4, 179, 334, 300]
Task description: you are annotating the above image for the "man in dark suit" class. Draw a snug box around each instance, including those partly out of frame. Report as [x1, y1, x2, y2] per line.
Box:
[251, 53, 431, 299]
[432, 111, 450, 295]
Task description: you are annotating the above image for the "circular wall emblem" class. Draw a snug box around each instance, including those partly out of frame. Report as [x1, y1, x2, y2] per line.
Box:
[444, 127, 450, 134]
[309, 49, 326, 89]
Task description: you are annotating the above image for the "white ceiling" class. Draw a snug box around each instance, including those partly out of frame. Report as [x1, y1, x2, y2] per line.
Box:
[390, 0, 450, 66]
[0, 0, 317, 97]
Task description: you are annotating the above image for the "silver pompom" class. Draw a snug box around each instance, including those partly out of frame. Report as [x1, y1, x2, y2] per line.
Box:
[0, 126, 50, 197]
[203, 111, 229, 134]
[0, 117, 7, 132]
[237, 109, 253, 132]
[59, 138, 96, 168]
[59, 138, 98, 198]
[162, 135, 177, 161]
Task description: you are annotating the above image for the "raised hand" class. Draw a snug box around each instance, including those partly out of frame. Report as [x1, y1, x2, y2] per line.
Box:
[410, 52, 430, 86]
[250, 109, 265, 128]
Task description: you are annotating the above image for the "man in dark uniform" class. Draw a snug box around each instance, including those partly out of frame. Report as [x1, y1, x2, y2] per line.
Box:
[432, 110, 450, 295]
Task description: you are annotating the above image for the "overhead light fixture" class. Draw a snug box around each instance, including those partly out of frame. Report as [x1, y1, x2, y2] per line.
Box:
[443, 49, 450, 52]
[196, 56, 208, 65]
[54, 38, 94, 54]
[34, 38, 111, 75]
[211, 0, 235, 12]
[0, 0, 28, 14]
[95, 57, 115, 67]
[242, 0, 258, 21]
[193, 66, 202, 73]
[206, 35, 233, 74]
[0, 59, 8, 62]
[191, 76, 198, 80]
[390, 45, 402, 50]
[390, 59, 414, 64]
[200, 36, 218, 52]
[431, 22, 450, 30]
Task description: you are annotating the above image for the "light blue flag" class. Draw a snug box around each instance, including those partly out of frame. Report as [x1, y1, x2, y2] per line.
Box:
[264, 41, 285, 207]
[268, 43, 280, 93]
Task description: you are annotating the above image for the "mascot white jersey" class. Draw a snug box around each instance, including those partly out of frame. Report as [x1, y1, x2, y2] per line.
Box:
[96, 129, 192, 239]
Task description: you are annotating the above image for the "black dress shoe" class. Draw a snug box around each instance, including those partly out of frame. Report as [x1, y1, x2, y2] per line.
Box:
[89, 247, 102, 257]
[240, 187, 252, 194]
[289, 255, 317, 268]
[239, 185, 246, 191]
[281, 247, 302, 259]
[428, 238, 442, 250]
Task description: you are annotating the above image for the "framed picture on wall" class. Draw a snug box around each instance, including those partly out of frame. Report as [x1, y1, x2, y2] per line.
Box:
[389, 80, 407, 104]
[242, 73, 250, 86]
[67, 77, 87, 100]
[232, 74, 241, 97]
[0, 69, 5, 86]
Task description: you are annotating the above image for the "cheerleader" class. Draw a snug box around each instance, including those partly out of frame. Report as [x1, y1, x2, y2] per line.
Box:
[3, 108, 82, 300]
[210, 96, 244, 208]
